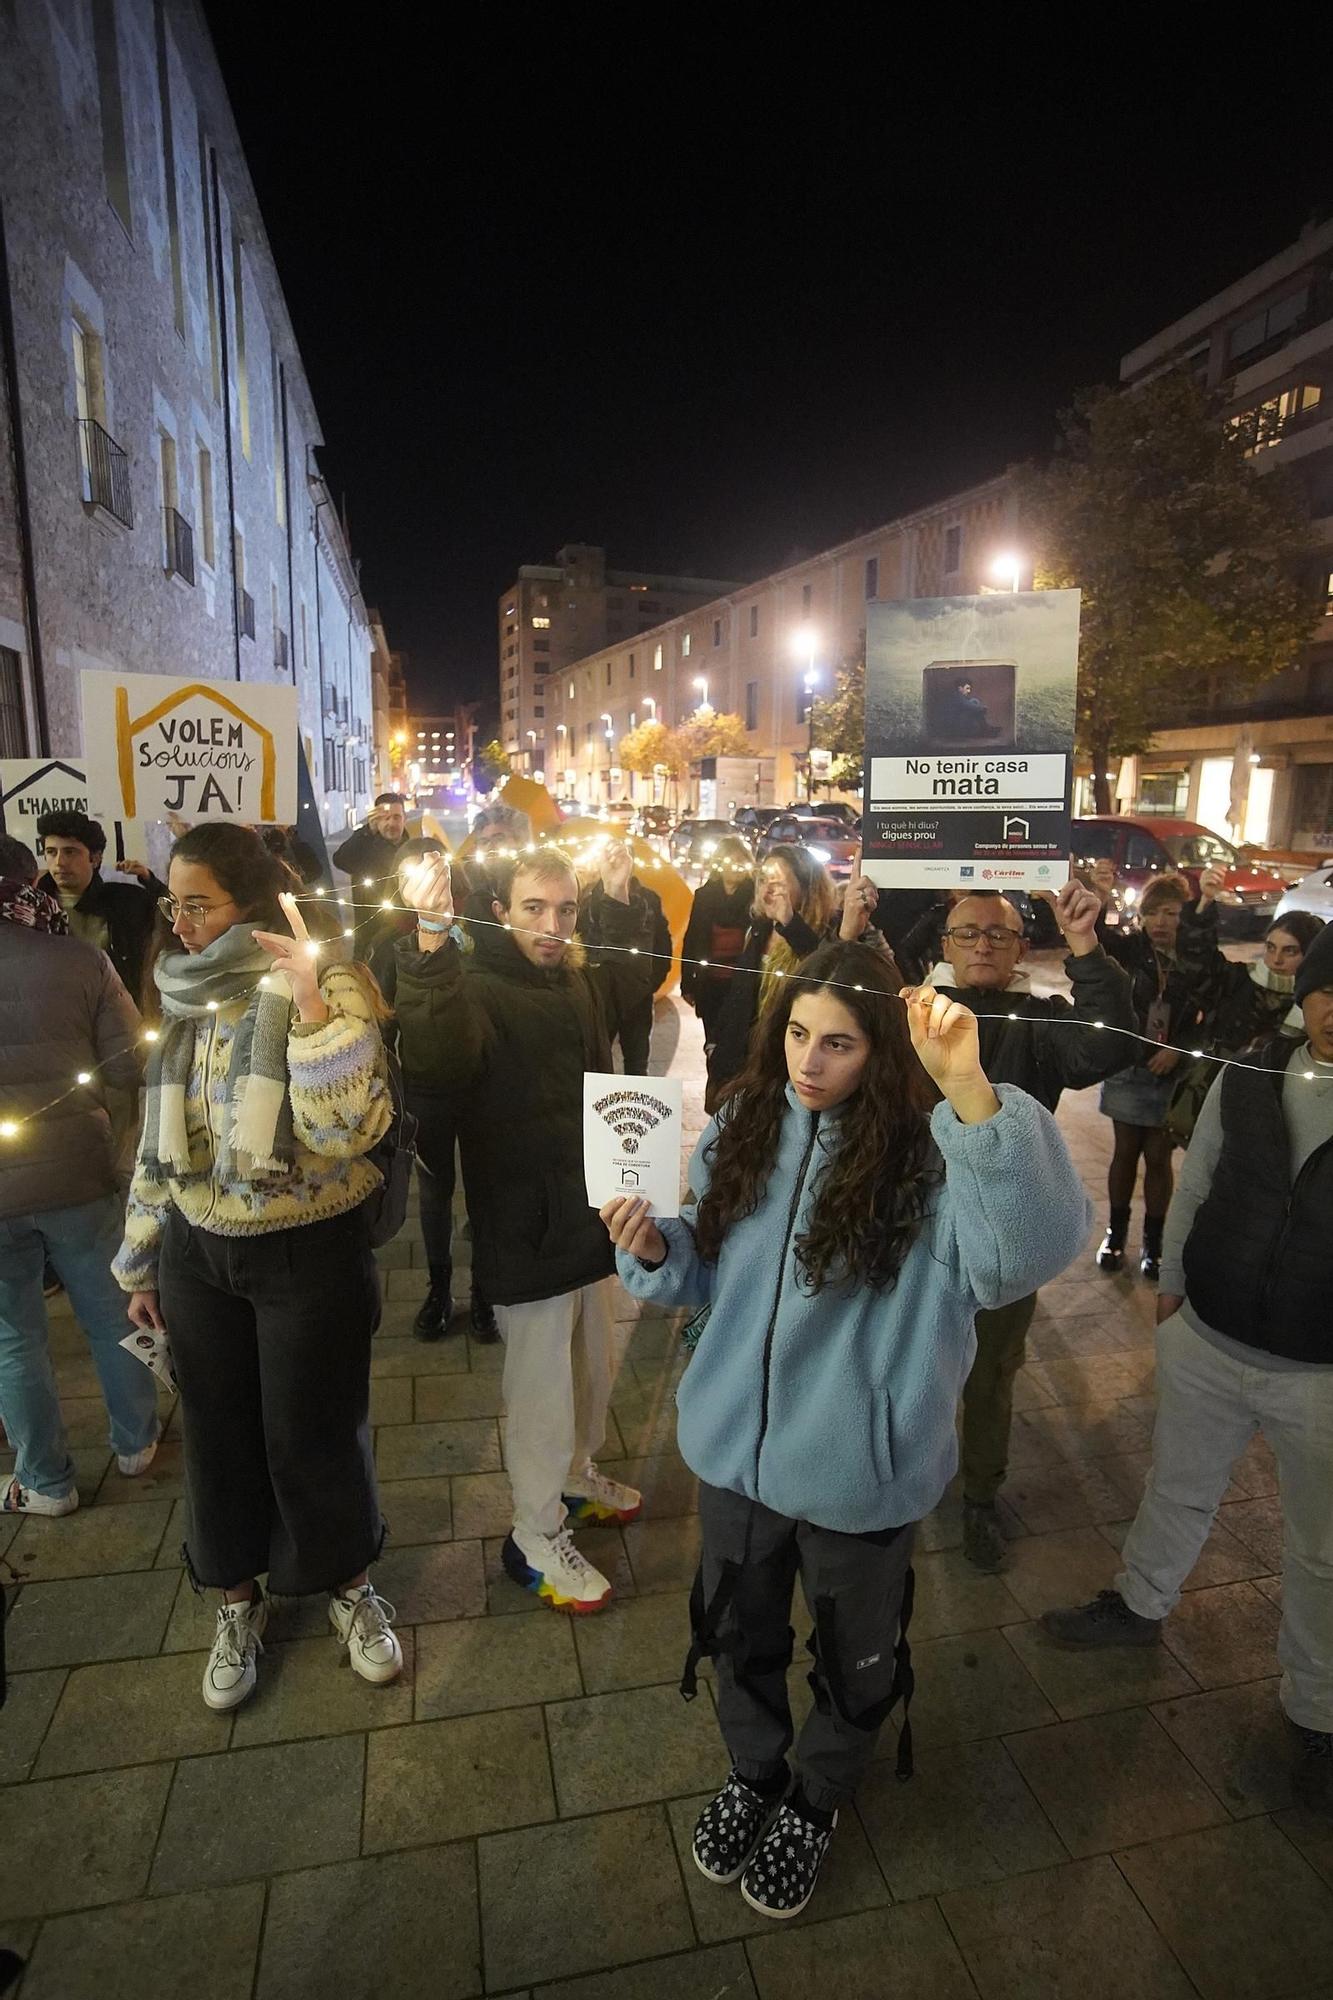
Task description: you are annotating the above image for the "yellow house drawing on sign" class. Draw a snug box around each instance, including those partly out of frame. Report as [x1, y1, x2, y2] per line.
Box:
[115, 682, 277, 820]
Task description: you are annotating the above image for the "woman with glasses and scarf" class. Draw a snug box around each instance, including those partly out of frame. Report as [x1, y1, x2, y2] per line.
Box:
[603, 945, 1089, 1919]
[113, 824, 400, 1713]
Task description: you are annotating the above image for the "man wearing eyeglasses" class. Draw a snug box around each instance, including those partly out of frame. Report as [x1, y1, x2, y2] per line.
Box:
[928, 884, 1135, 1572]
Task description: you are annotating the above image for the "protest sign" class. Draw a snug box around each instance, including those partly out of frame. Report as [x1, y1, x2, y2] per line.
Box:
[583, 1073, 683, 1220]
[0, 757, 146, 866]
[80, 671, 298, 823]
[862, 590, 1080, 891]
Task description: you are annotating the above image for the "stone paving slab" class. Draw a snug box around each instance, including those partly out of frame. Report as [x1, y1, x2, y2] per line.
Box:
[3, 988, 1332, 1997]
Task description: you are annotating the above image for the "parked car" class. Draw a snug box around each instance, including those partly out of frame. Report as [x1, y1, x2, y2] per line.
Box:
[758, 814, 860, 883]
[1071, 816, 1287, 938]
[781, 801, 860, 827]
[669, 818, 744, 870]
[632, 803, 675, 840]
[600, 800, 636, 827]
[1274, 861, 1333, 927]
[732, 805, 784, 839]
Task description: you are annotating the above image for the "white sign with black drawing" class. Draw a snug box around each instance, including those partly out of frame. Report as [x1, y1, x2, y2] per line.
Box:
[583, 1073, 684, 1220]
[80, 670, 298, 823]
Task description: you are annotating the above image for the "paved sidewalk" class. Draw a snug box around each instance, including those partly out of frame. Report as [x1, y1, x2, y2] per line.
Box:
[2, 984, 1332, 1999]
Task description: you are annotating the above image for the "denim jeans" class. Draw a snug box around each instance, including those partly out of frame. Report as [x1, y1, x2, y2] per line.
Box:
[0, 1194, 160, 1499]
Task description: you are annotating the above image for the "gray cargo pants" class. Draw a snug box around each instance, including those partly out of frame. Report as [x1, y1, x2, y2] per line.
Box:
[685, 1481, 916, 1813]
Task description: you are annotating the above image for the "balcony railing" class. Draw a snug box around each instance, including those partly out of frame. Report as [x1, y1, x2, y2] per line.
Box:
[274, 628, 289, 674]
[239, 589, 256, 640]
[77, 418, 133, 528]
[165, 507, 195, 585]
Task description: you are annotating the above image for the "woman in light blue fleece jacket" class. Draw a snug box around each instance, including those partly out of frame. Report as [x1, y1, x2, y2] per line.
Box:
[604, 942, 1089, 1922]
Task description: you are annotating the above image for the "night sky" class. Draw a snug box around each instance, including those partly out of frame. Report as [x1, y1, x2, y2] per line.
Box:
[201, 15, 1332, 719]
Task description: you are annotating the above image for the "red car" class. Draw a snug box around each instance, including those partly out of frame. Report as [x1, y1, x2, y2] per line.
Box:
[1071, 816, 1286, 938]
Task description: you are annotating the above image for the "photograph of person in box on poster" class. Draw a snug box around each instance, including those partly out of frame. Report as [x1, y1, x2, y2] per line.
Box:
[923, 662, 1016, 750]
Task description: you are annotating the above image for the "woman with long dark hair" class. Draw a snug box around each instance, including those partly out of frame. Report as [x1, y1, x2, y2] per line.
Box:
[114, 824, 399, 1712]
[603, 944, 1089, 1919]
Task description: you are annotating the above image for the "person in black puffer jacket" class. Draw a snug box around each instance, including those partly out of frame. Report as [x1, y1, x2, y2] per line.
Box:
[680, 838, 755, 1051]
[1165, 884, 1324, 1144]
[579, 840, 671, 1074]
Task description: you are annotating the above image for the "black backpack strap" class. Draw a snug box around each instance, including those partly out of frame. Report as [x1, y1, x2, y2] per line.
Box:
[808, 1559, 916, 1780]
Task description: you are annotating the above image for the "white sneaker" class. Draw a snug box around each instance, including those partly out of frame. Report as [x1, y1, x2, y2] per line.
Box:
[203, 1592, 267, 1711]
[329, 1583, 403, 1684]
[562, 1464, 643, 1526]
[116, 1426, 161, 1478]
[2, 1477, 78, 1516]
[502, 1526, 613, 1612]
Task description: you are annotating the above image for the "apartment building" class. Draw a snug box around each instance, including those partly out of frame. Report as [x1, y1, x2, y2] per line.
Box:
[0, 0, 377, 848]
[498, 543, 735, 780]
[550, 476, 1019, 807]
[406, 706, 478, 804]
[1119, 220, 1333, 849]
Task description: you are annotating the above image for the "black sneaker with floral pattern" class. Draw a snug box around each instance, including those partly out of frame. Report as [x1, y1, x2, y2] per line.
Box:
[740, 1800, 837, 1919]
[691, 1769, 788, 1884]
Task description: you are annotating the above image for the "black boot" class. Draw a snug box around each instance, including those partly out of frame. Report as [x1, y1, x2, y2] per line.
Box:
[1140, 1214, 1165, 1282]
[413, 1268, 455, 1342]
[470, 1291, 500, 1345]
[1096, 1206, 1130, 1273]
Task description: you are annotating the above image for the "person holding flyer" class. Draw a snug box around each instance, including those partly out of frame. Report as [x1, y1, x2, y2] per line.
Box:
[603, 943, 1089, 1920]
[113, 824, 399, 1712]
[394, 844, 640, 1613]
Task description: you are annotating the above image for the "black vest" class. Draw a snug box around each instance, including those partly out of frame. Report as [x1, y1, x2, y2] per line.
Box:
[1183, 1041, 1333, 1363]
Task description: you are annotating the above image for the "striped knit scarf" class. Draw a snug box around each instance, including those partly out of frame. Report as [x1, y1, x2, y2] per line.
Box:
[141, 925, 296, 1184]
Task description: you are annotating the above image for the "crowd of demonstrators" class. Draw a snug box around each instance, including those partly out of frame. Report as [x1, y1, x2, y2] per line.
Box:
[395, 844, 643, 1612]
[1165, 877, 1323, 1143]
[0, 832, 159, 1518]
[331, 791, 414, 890]
[369, 836, 497, 1345]
[706, 843, 899, 1108]
[913, 884, 1134, 1571]
[1090, 870, 1210, 1279]
[605, 945, 1090, 1917]
[35, 810, 163, 1001]
[112, 823, 400, 1712]
[1044, 917, 1333, 1818]
[578, 839, 672, 1074]
[258, 822, 325, 887]
[681, 837, 755, 1052]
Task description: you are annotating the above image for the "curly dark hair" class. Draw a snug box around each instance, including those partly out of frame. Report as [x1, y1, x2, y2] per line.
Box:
[693, 942, 939, 1292]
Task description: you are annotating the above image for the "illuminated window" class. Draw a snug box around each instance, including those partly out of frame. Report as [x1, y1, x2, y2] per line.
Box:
[653, 644, 663, 671]
[568, 680, 575, 699]
[532, 615, 550, 628]
[681, 632, 692, 657]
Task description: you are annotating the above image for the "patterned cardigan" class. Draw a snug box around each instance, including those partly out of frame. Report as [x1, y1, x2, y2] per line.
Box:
[113, 965, 390, 1292]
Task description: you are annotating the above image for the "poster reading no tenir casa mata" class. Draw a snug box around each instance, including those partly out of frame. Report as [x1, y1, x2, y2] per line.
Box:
[80, 670, 298, 824]
[861, 589, 1081, 892]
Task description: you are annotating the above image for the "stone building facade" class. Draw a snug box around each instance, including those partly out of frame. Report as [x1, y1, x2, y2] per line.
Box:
[551, 477, 1019, 807]
[0, 0, 376, 850]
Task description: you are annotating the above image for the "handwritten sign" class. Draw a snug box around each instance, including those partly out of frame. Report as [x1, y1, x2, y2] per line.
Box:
[0, 757, 146, 866]
[81, 671, 297, 822]
[583, 1073, 683, 1219]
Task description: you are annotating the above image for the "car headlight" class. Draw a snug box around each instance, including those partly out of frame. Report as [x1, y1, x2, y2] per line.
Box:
[807, 845, 830, 863]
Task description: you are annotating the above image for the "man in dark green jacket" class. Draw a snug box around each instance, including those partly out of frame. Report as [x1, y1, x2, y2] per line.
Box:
[393, 845, 641, 1615]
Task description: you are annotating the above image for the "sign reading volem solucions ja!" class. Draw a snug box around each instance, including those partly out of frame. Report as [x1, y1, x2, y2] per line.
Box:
[861, 588, 1081, 892]
[80, 670, 298, 823]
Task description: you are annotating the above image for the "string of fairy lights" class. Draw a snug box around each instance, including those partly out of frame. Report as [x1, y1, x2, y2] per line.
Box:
[0, 834, 1328, 1146]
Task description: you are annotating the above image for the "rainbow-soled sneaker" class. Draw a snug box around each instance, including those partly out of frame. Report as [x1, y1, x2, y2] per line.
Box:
[562, 1466, 643, 1526]
[501, 1528, 612, 1613]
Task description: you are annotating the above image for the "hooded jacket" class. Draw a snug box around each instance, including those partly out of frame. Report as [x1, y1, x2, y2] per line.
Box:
[392, 921, 615, 1305]
[618, 1083, 1091, 1532]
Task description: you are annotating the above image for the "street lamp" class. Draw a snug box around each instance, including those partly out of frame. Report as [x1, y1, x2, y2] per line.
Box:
[991, 552, 1023, 592]
[789, 625, 819, 800]
[693, 676, 710, 712]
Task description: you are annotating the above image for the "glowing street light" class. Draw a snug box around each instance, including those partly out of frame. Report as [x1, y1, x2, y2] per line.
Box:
[991, 552, 1023, 592]
[789, 625, 819, 800]
[693, 676, 710, 712]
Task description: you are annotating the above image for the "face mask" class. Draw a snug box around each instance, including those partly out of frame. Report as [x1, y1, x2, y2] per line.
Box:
[1248, 960, 1296, 995]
